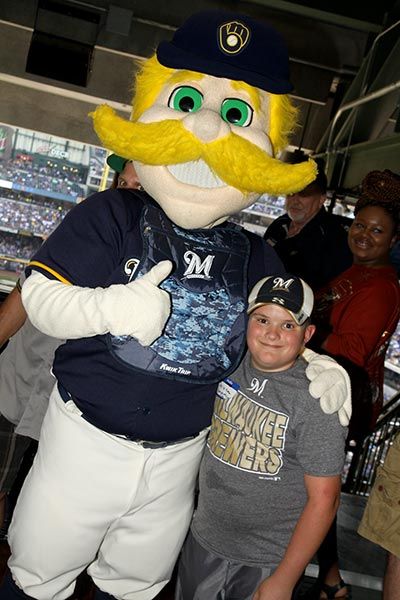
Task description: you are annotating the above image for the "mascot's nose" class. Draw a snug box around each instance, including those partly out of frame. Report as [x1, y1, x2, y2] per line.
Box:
[183, 109, 230, 142]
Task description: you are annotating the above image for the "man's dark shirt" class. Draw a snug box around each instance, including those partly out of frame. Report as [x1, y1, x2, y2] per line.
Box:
[264, 207, 352, 290]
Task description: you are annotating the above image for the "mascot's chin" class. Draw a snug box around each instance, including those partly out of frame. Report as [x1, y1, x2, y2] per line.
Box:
[133, 161, 259, 229]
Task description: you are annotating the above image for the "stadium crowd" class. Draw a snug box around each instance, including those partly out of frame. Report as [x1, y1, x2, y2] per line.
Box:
[0, 231, 42, 274]
[0, 198, 68, 237]
[0, 158, 86, 198]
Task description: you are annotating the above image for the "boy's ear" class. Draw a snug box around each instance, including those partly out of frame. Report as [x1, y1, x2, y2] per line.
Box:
[303, 324, 316, 345]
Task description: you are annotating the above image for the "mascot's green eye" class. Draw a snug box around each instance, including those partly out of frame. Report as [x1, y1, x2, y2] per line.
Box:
[168, 86, 203, 113]
[221, 98, 253, 127]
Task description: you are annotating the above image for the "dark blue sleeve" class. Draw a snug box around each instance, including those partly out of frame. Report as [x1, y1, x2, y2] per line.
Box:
[246, 230, 285, 289]
[26, 189, 143, 288]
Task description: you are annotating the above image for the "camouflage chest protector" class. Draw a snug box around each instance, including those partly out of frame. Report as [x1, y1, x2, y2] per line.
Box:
[108, 201, 250, 384]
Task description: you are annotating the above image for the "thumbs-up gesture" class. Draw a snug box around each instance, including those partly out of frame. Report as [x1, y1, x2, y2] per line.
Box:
[105, 260, 173, 345]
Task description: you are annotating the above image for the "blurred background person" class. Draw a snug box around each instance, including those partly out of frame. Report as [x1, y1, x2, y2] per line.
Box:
[107, 154, 142, 190]
[264, 164, 352, 290]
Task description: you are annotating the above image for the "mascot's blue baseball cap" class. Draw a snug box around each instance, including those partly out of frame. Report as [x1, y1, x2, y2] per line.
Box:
[157, 10, 293, 94]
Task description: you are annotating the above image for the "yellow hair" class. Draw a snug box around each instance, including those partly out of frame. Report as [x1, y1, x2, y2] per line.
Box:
[131, 55, 206, 121]
[269, 93, 298, 155]
[131, 55, 298, 154]
[131, 55, 172, 121]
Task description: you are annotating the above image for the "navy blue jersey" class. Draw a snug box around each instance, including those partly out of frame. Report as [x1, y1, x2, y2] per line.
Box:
[27, 189, 283, 440]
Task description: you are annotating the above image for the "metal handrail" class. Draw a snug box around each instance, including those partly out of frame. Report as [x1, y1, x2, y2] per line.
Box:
[360, 19, 400, 96]
[320, 19, 400, 178]
[344, 393, 400, 495]
[330, 18, 400, 166]
[324, 80, 400, 175]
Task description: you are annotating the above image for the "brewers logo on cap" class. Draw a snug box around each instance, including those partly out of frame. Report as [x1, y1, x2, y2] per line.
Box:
[247, 273, 314, 325]
[218, 21, 250, 55]
[156, 10, 293, 94]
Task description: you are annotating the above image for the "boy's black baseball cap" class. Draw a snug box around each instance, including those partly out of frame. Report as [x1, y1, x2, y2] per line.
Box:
[247, 274, 314, 325]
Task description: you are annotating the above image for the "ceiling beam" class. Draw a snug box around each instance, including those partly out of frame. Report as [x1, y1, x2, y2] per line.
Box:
[245, 0, 382, 32]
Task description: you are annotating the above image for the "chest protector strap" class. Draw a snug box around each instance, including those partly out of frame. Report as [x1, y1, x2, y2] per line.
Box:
[108, 202, 250, 384]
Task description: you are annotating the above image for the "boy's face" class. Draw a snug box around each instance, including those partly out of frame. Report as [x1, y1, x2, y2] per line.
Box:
[247, 303, 315, 372]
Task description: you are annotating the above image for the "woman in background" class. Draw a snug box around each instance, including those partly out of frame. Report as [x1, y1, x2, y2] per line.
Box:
[310, 169, 400, 599]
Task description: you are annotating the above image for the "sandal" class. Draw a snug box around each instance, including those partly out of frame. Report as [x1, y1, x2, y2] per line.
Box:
[320, 578, 351, 599]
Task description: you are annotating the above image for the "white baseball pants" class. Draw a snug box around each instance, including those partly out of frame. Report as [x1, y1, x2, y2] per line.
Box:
[8, 385, 208, 600]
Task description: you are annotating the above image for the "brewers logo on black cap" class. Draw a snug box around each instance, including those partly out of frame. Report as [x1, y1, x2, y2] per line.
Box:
[218, 21, 250, 55]
[247, 274, 314, 325]
[157, 10, 293, 94]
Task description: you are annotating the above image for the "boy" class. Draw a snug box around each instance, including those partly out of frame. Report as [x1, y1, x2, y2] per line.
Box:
[175, 274, 347, 600]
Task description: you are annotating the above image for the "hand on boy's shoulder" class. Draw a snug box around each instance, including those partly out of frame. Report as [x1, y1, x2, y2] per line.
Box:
[303, 348, 352, 427]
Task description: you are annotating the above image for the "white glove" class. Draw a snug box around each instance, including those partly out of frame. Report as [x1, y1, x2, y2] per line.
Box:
[303, 348, 352, 427]
[21, 261, 172, 346]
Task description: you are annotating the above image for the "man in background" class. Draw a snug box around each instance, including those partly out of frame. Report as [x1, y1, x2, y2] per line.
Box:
[264, 166, 352, 290]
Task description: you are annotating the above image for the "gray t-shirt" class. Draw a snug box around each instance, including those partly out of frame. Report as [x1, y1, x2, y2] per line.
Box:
[191, 352, 347, 568]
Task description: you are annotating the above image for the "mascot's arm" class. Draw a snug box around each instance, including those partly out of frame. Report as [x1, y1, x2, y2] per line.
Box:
[303, 348, 352, 427]
[21, 261, 172, 346]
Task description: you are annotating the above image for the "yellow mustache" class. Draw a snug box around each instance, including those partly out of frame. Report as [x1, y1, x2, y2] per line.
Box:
[91, 105, 317, 195]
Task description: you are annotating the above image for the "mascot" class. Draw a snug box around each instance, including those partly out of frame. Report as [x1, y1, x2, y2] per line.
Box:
[3, 10, 351, 600]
